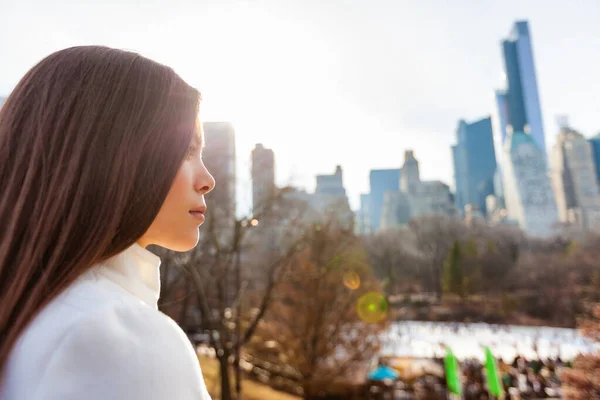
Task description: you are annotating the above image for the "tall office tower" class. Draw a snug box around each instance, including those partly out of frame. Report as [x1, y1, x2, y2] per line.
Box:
[495, 21, 547, 157]
[503, 130, 558, 236]
[588, 133, 600, 188]
[314, 165, 353, 227]
[550, 127, 600, 230]
[251, 143, 275, 216]
[381, 150, 455, 229]
[400, 150, 420, 195]
[452, 117, 497, 215]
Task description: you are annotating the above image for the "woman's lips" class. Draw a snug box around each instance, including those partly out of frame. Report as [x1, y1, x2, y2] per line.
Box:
[189, 210, 205, 222]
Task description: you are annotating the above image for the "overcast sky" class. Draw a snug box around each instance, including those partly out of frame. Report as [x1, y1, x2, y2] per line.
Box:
[2, 0, 599, 212]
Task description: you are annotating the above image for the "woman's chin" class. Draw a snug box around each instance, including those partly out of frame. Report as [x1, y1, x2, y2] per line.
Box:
[160, 231, 199, 252]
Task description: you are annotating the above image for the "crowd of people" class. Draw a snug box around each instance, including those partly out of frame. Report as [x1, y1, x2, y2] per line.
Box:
[499, 356, 565, 399]
[367, 355, 570, 399]
[450, 355, 566, 399]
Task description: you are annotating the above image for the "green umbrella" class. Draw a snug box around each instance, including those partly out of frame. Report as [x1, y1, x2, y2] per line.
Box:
[484, 346, 503, 398]
[444, 348, 462, 395]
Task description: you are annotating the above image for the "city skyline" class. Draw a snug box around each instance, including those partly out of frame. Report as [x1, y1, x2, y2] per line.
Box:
[1, 0, 599, 211]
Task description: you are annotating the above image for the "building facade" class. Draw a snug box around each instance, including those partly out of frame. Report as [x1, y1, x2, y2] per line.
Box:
[400, 150, 420, 195]
[380, 191, 411, 230]
[251, 143, 275, 216]
[499, 21, 546, 157]
[367, 168, 401, 232]
[410, 180, 456, 218]
[550, 128, 600, 230]
[491, 90, 510, 205]
[380, 151, 455, 229]
[493, 20, 547, 208]
[588, 134, 600, 188]
[314, 165, 353, 226]
[452, 117, 497, 215]
[503, 131, 558, 236]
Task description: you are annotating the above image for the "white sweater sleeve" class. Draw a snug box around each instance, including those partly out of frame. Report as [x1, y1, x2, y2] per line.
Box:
[32, 302, 211, 400]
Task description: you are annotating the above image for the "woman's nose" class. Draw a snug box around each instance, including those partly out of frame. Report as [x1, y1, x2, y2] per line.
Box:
[195, 168, 215, 195]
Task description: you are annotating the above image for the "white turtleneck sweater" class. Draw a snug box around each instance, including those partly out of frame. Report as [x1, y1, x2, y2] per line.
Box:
[1, 244, 211, 400]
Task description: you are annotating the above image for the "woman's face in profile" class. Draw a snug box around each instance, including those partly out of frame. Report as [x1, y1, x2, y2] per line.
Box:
[138, 132, 215, 251]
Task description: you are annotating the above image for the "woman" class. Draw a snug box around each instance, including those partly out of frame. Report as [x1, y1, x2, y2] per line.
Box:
[0, 46, 215, 399]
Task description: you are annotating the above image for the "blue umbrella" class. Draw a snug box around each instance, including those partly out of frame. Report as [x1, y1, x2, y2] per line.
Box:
[368, 365, 399, 381]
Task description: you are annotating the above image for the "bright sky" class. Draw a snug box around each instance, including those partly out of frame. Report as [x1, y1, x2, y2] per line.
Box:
[1, 0, 599, 212]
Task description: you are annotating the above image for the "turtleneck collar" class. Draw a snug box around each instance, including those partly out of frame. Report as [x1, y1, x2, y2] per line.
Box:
[95, 243, 162, 308]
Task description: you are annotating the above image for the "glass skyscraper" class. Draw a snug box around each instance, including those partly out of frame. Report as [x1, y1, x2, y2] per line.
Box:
[452, 117, 497, 214]
[588, 134, 600, 187]
[494, 21, 546, 158]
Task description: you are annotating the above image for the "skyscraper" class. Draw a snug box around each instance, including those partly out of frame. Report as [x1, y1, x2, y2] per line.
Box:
[314, 165, 353, 226]
[400, 150, 420, 195]
[315, 166, 346, 197]
[251, 143, 275, 216]
[381, 151, 456, 229]
[408, 180, 455, 220]
[588, 134, 600, 187]
[380, 190, 411, 230]
[503, 131, 558, 236]
[452, 117, 497, 215]
[368, 168, 401, 231]
[203, 122, 236, 221]
[550, 127, 600, 229]
[496, 21, 546, 157]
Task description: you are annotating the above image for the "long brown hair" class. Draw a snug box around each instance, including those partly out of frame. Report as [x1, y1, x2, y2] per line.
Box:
[0, 46, 200, 373]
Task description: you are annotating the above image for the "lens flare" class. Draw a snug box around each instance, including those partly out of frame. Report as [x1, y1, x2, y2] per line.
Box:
[357, 292, 388, 323]
[343, 271, 361, 290]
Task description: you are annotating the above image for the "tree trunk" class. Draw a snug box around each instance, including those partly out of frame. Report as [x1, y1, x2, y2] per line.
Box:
[431, 260, 442, 301]
[219, 355, 232, 400]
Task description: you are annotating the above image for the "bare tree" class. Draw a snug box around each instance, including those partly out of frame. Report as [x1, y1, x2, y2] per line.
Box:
[363, 227, 422, 297]
[408, 215, 467, 299]
[474, 224, 522, 294]
[248, 218, 384, 399]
